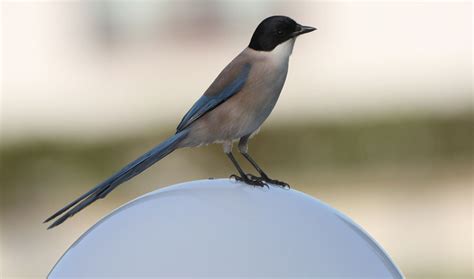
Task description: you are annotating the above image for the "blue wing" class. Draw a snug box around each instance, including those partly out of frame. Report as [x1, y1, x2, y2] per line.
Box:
[176, 63, 251, 132]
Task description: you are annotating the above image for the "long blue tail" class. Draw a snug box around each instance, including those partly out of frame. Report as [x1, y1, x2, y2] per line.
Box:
[44, 130, 189, 229]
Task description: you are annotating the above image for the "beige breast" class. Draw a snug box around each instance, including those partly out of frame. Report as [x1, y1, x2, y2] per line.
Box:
[181, 40, 294, 147]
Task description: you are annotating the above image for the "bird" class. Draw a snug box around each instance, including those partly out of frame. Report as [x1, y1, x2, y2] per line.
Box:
[44, 15, 316, 229]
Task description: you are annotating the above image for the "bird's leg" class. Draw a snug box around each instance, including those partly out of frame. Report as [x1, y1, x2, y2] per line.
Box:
[241, 152, 290, 188]
[223, 141, 266, 187]
[238, 137, 290, 188]
[226, 152, 267, 187]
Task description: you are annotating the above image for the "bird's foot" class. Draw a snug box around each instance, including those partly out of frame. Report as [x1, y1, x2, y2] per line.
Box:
[247, 174, 290, 189]
[230, 174, 268, 188]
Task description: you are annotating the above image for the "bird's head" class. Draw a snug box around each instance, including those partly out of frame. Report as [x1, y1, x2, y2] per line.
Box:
[249, 15, 316, 52]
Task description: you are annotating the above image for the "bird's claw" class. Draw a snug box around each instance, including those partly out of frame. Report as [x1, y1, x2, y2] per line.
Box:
[252, 174, 290, 189]
[264, 178, 290, 189]
[246, 173, 263, 182]
[230, 174, 268, 188]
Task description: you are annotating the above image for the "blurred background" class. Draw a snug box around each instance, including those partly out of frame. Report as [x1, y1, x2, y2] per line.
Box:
[1, 0, 472, 278]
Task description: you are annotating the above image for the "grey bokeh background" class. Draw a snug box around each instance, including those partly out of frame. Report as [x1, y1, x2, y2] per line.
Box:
[1, 1, 472, 278]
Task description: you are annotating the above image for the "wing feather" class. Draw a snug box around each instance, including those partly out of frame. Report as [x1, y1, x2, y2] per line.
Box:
[176, 62, 251, 132]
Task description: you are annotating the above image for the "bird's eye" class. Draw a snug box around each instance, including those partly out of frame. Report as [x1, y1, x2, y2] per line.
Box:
[276, 30, 284, 36]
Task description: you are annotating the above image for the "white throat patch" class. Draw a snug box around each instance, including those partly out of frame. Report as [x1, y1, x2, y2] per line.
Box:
[270, 38, 296, 61]
[246, 38, 296, 66]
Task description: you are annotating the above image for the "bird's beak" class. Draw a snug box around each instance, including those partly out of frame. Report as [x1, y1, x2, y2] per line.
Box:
[292, 24, 317, 37]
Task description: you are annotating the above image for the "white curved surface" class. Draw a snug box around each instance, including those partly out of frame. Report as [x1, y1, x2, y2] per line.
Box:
[49, 179, 403, 278]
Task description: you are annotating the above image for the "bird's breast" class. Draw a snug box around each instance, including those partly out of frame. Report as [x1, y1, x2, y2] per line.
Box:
[211, 59, 289, 138]
[184, 49, 290, 146]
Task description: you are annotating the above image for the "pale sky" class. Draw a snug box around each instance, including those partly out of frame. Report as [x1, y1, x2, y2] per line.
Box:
[1, 1, 472, 141]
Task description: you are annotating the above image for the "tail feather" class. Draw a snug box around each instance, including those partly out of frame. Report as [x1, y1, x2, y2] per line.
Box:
[45, 130, 188, 229]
